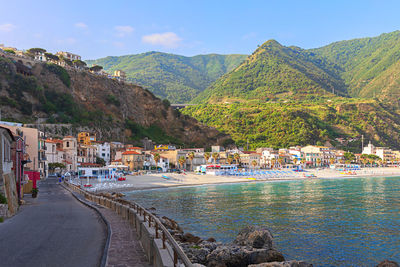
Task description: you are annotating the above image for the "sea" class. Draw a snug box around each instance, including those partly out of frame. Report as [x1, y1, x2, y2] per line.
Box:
[125, 176, 400, 266]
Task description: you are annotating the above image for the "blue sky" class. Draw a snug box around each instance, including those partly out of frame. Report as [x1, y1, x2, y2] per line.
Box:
[1, 0, 399, 59]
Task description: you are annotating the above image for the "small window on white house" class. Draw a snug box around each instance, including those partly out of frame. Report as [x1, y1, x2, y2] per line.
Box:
[4, 139, 11, 162]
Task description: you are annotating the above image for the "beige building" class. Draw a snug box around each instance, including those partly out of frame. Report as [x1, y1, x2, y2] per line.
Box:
[63, 136, 78, 171]
[56, 51, 81, 61]
[122, 151, 144, 170]
[77, 144, 97, 165]
[113, 70, 126, 82]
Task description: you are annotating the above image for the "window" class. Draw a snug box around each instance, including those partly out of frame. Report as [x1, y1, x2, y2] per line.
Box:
[67, 141, 70, 147]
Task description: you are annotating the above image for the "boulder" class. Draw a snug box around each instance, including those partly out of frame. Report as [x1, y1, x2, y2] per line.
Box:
[206, 245, 284, 267]
[183, 232, 202, 243]
[376, 260, 399, 267]
[248, 260, 313, 267]
[234, 226, 274, 249]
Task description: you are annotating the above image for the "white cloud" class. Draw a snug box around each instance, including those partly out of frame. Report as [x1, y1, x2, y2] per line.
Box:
[142, 32, 182, 48]
[114, 25, 134, 37]
[0, 23, 16, 33]
[75, 22, 88, 29]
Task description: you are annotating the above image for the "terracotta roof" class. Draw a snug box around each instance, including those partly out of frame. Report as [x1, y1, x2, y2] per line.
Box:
[127, 146, 143, 149]
[112, 159, 122, 162]
[122, 151, 141, 155]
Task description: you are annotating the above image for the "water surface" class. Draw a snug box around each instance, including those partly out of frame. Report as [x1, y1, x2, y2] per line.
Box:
[125, 177, 400, 266]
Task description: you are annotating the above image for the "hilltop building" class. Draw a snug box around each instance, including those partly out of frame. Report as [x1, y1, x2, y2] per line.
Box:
[113, 70, 126, 82]
[78, 132, 96, 145]
[56, 51, 81, 61]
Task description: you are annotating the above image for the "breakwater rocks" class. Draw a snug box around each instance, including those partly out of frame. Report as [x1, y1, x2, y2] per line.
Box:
[161, 216, 312, 267]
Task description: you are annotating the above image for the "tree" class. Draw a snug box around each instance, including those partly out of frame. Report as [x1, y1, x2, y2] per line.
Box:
[3, 49, 15, 54]
[27, 48, 46, 56]
[251, 160, 257, 169]
[153, 153, 160, 171]
[204, 152, 211, 164]
[45, 52, 59, 61]
[90, 65, 103, 72]
[187, 152, 195, 171]
[212, 152, 219, 164]
[278, 157, 283, 168]
[293, 158, 298, 165]
[96, 156, 106, 166]
[48, 162, 66, 173]
[316, 158, 321, 167]
[227, 155, 234, 164]
[329, 158, 335, 165]
[234, 153, 240, 165]
[271, 158, 276, 169]
[344, 152, 355, 162]
[73, 59, 87, 68]
[178, 156, 186, 170]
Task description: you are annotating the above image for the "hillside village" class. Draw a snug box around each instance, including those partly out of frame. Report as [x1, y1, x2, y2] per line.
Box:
[0, 43, 127, 82]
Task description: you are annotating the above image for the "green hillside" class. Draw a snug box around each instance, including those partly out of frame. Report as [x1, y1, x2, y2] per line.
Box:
[195, 31, 400, 104]
[183, 99, 400, 151]
[311, 30, 400, 100]
[185, 31, 400, 150]
[86, 52, 247, 103]
[193, 40, 346, 103]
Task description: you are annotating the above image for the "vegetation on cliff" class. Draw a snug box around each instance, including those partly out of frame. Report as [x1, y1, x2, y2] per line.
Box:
[0, 56, 229, 147]
[86, 52, 247, 103]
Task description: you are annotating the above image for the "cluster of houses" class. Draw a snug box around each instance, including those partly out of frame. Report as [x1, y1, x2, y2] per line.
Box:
[0, 44, 126, 82]
[1, 117, 399, 218]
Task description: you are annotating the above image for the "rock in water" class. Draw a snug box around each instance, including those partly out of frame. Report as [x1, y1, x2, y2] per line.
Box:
[376, 260, 399, 267]
[248, 260, 313, 267]
[234, 226, 274, 249]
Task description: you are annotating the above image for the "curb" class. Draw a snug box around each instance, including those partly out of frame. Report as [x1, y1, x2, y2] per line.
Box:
[61, 183, 111, 267]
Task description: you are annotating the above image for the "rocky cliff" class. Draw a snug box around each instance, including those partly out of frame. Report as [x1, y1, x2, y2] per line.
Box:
[0, 55, 230, 147]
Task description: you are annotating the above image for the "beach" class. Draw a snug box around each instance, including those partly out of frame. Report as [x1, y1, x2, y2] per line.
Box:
[78, 167, 400, 192]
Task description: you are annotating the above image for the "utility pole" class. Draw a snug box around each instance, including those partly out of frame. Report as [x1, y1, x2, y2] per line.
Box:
[361, 135, 364, 154]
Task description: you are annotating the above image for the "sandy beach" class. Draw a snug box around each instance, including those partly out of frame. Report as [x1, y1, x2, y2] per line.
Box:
[75, 167, 400, 193]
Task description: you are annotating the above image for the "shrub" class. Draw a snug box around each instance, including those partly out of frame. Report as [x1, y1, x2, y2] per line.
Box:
[45, 63, 71, 87]
[0, 193, 7, 204]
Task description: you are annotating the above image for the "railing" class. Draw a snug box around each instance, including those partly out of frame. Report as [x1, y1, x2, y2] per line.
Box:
[65, 182, 192, 267]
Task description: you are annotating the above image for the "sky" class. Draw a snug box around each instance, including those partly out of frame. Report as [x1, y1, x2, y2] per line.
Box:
[1, 0, 400, 59]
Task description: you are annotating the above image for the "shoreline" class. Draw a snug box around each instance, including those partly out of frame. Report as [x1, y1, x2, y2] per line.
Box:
[81, 167, 400, 193]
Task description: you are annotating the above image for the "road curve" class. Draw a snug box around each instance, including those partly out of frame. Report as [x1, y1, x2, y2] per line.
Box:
[0, 176, 106, 267]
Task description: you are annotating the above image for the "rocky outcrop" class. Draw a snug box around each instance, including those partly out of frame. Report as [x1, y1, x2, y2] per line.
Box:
[248, 260, 313, 267]
[376, 260, 399, 267]
[178, 226, 285, 267]
[0, 57, 230, 147]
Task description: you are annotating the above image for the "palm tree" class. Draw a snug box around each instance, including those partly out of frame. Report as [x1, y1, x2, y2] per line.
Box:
[178, 156, 186, 170]
[204, 152, 211, 164]
[251, 160, 257, 169]
[278, 157, 283, 168]
[329, 158, 335, 166]
[316, 158, 321, 167]
[271, 158, 276, 169]
[227, 155, 234, 165]
[153, 153, 160, 171]
[212, 152, 219, 164]
[187, 152, 195, 171]
[293, 158, 298, 165]
[234, 153, 240, 165]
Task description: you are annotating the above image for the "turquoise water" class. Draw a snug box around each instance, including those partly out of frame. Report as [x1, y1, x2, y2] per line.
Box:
[125, 177, 400, 266]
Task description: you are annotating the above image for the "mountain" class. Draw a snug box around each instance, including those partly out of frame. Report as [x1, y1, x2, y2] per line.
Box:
[0, 56, 230, 147]
[311, 30, 400, 102]
[184, 31, 400, 151]
[195, 31, 400, 104]
[193, 40, 346, 103]
[86, 52, 247, 103]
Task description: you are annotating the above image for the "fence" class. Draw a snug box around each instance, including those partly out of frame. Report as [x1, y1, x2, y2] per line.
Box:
[64, 182, 192, 267]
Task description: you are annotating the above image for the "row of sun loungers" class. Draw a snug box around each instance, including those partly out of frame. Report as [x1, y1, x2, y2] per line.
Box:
[213, 170, 298, 179]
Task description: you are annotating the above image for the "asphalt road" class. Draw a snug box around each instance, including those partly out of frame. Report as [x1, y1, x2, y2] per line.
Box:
[0, 175, 106, 267]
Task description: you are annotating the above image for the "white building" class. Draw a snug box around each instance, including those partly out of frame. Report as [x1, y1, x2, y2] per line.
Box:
[95, 142, 111, 165]
[56, 51, 81, 61]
